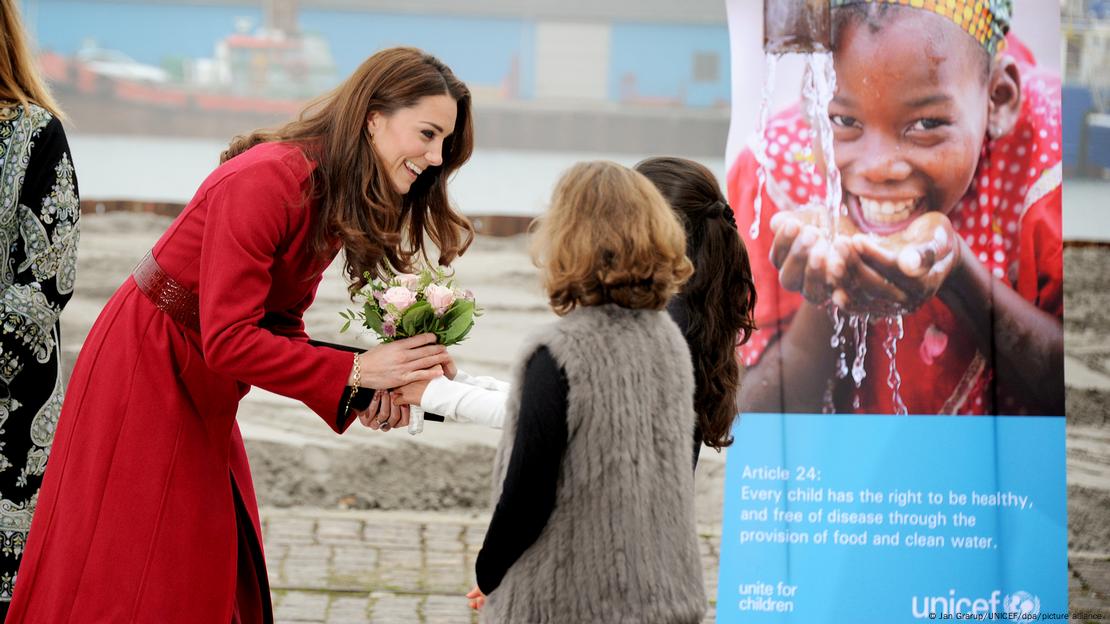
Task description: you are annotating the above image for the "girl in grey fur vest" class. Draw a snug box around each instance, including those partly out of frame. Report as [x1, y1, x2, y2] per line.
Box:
[468, 161, 707, 624]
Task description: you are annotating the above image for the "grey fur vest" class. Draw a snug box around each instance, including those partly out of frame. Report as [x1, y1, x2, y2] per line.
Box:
[481, 304, 706, 624]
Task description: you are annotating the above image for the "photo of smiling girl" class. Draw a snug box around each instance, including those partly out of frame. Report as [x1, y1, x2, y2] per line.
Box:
[731, 0, 1064, 416]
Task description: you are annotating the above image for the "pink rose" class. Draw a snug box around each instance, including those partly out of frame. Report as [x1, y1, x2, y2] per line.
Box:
[394, 273, 421, 290]
[382, 286, 417, 312]
[424, 283, 456, 316]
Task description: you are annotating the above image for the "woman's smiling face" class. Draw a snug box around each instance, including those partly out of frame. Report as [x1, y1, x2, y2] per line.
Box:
[829, 8, 992, 235]
[367, 93, 457, 195]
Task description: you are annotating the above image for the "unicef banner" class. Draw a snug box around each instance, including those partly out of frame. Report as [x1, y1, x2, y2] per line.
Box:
[719, 1, 1067, 622]
[717, 417, 1065, 621]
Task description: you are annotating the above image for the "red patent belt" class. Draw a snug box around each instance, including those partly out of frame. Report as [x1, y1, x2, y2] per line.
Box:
[132, 251, 201, 332]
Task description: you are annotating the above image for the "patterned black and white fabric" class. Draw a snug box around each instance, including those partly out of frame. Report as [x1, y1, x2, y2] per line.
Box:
[0, 102, 78, 606]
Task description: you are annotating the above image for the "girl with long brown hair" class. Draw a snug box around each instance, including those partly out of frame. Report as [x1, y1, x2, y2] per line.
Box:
[635, 156, 757, 464]
[0, 0, 78, 618]
[9, 46, 471, 623]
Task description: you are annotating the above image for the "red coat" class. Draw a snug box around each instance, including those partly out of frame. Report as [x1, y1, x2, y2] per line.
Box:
[8, 143, 355, 622]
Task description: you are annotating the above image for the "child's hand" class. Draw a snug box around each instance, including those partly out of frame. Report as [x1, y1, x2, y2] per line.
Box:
[830, 212, 960, 314]
[393, 379, 430, 407]
[466, 585, 486, 610]
[769, 210, 836, 305]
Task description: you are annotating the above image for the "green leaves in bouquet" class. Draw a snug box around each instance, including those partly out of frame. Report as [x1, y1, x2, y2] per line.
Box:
[418, 268, 437, 291]
[338, 307, 374, 335]
[400, 300, 434, 337]
[337, 302, 386, 335]
[439, 299, 476, 346]
[361, 301, 386, 339]
[340, 272, 388, 337]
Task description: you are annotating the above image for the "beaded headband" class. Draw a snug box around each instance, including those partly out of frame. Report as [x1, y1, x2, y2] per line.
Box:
[830, 0, 1012, 56]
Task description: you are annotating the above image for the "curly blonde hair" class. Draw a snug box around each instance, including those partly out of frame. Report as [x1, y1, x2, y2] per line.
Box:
[532, 161, 693, 315]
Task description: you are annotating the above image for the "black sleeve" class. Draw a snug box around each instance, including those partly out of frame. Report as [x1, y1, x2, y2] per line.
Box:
[309, 340, 362, 428]
[667, 296, 704, 471]
[693, 426, 703, 470]
[475, 346, 568, 595]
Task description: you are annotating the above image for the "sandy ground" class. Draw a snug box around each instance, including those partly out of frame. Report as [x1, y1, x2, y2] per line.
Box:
[61, 212, 1108, 607]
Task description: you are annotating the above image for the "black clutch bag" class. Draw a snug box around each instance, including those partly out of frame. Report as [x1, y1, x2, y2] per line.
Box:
[310, 340, 445, 422]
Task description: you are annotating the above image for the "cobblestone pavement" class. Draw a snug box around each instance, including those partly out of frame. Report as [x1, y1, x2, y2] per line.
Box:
[262, 508, 719, 624]
[264, 505, 1110, 624]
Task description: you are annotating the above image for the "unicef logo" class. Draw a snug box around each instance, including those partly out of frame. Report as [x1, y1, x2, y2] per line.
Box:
[1003, 591, 1040, 617]
[909, 589, 1046, 620]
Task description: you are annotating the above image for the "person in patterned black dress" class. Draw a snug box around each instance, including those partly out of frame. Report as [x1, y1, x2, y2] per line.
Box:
[0, 0, 79, 618]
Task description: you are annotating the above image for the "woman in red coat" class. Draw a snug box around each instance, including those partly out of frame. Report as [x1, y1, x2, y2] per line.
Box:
[8, 46, 473, 623]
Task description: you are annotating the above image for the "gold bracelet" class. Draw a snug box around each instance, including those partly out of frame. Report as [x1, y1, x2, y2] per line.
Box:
[344, 352, 361, 414]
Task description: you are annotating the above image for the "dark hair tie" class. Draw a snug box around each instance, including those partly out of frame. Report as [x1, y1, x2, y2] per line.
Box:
[713, 200, 737, 230]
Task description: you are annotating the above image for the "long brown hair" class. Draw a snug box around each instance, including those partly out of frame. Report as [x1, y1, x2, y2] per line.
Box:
[532, 161, 692, 316]
[0, 0, 63, 119]
[635, 157, 757, 451]
[222, 46, 474, 294]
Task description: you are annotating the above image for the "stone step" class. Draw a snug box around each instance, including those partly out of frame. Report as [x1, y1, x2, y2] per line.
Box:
[1065, 356, 1110, 390]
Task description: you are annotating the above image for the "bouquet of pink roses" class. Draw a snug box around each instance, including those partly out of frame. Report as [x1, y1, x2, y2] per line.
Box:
[340, 266, 479, 435]
[341, 266, 480, 346]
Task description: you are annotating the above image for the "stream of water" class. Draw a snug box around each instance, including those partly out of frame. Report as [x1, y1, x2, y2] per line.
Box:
[753, 51, 907, 414]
